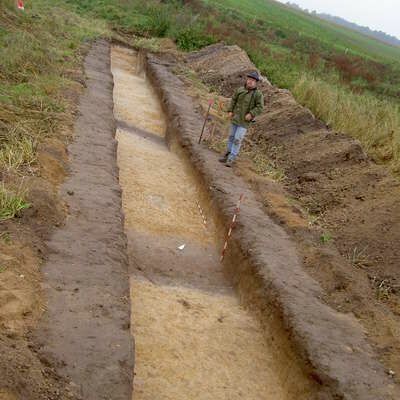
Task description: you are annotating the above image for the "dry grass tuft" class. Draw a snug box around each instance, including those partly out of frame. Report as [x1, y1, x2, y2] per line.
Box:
[250, 152, 286, 181]
[347, 246, 370, 269]
[293, 75, 400, 171]
[0, 0, 107, 177]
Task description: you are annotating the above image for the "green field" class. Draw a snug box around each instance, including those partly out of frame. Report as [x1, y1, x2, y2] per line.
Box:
[206, 0, 400, 63]
[55, 0, 400, 169]
[1, 0, 400, 174]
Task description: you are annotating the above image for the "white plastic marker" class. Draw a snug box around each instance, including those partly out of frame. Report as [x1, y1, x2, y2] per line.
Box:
[17, 1, 24, 10]
[196, 200, 207, 226]
[178, 244, 185, 251]
[220, 193, 243, 262]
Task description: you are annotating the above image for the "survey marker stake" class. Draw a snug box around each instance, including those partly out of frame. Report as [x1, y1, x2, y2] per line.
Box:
[198, 97, 213, 144]
[220, 193, 244, 262]
[17, 1, 24, 10]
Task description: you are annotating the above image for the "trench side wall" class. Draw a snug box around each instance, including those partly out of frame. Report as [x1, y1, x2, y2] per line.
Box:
[143, 52, 395, 400]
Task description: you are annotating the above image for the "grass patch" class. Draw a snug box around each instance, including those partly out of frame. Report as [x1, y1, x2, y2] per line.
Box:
[0, 128, 38, 173]
[175, 28, 216, 51]
[321, 232, 331, 243]
[131, 36, 162, 52]
[251, 153, 286, 181]
[0, 0, 108, 180]
[1, 232, 9, 244]
[0, 183, 30, 222]
[293, 75, 400, 170]
[2, 0, 400, 182]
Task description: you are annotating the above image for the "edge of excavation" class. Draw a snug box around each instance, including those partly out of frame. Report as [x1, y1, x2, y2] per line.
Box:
[143, 51, 396, 400]
[32, 40, 133, 400]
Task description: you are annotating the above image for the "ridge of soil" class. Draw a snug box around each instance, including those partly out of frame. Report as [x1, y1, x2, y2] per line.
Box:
[144, 49, 396, 399]
[185, 43, 400, 387]
[30, 40, 132, 399]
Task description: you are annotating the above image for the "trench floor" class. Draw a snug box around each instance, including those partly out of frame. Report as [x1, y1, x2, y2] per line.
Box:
[111, 45, 286, 400]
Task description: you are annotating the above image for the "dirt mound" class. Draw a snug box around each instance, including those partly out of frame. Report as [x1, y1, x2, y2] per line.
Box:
[0, 332, 71, 399]
[186, 43, 269, 95]
[183, 44, 400, 390]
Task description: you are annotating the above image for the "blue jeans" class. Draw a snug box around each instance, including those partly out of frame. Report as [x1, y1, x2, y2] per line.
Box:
[226, 123, 247, 161]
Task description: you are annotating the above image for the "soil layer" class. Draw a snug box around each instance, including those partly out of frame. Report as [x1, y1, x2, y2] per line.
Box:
[32, 41, 132, 400]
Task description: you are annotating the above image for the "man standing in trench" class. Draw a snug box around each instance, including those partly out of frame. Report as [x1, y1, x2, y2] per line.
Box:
[219, 71, 264, 167]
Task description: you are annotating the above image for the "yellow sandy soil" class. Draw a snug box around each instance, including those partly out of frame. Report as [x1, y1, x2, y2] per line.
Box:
[116, 131, 212, 243]
[131, 279, 285, 400]
[112, 46, 166, 137]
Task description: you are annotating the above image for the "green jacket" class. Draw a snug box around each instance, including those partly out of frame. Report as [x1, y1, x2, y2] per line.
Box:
[228, 86, 264, 128]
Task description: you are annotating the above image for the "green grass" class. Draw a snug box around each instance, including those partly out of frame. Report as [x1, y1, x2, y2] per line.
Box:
[199, 0, 400, 96]
[0, 183, 30, 222]
[204, 0, 400, 63]
[59, 0, 216, 50]
[292, 75, 400, 169]
[188, 0, 400, 170]
[0, 0, 107, 175]
[2, 0, 400, 176]
[321, 232, 331, 243]
[0, 0, 108, 227]
[1, 232, 9, 244]
[42, 0, 400, 97]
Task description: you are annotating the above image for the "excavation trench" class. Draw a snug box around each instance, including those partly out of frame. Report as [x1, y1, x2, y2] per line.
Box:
[111, 46, 315, 399]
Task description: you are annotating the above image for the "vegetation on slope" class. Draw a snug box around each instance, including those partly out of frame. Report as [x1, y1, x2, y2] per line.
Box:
[61, 0, 400, 170]
[0, 0, 106, 217]
[1, 0, 400, 192]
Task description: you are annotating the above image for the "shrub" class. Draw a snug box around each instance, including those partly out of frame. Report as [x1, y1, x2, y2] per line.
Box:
[175, 27, 216, 51]
[145, 6, 172, 37]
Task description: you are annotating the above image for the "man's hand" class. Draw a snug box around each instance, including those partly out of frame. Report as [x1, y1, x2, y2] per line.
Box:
[228, 112, 233, 120]
[245, 113, 252, 122]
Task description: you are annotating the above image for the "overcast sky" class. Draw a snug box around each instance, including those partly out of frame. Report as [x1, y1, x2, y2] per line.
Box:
[277, 0, 400, 39]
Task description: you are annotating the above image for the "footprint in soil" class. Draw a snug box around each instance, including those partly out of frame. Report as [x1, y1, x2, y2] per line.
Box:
[177, 298, 191, 309]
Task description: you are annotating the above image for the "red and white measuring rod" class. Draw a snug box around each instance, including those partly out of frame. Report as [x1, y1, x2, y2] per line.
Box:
[220, 193, 243, 262]
[196, 200, 207, 226]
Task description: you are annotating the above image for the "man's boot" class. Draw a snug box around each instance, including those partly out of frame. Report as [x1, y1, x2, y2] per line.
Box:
[225, 159, 233, 168]
[219, 152, 230, 163]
